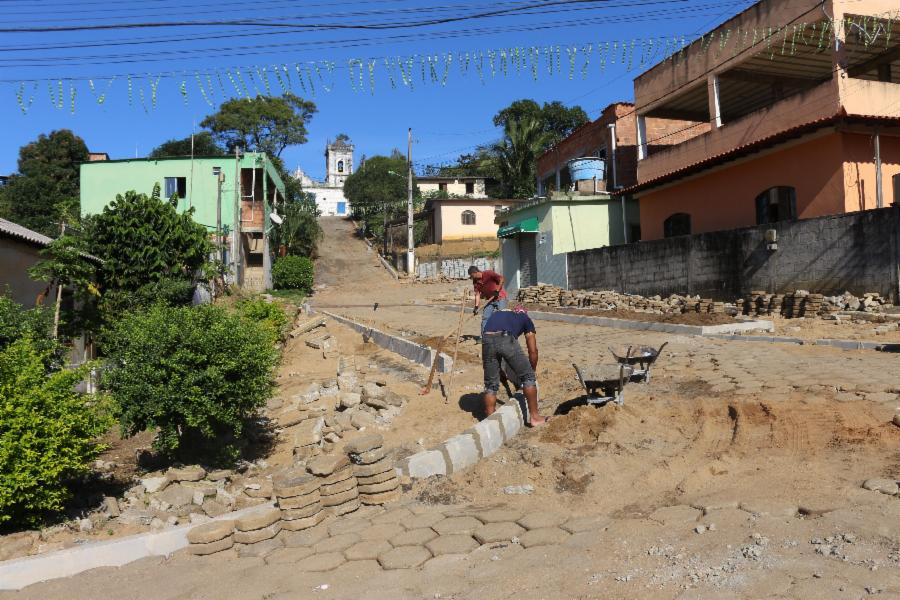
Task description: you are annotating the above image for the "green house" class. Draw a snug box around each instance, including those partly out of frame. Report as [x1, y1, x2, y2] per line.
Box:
[80, 153, 285, 291]
[495, 191, 639, 298]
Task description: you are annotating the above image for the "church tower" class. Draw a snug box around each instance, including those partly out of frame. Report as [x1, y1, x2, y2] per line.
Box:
[325, 137, 354, 188]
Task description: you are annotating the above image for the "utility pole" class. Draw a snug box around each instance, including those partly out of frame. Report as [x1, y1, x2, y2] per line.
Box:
[214, 167, 224, 264]
[407, 127, 415, 276]
[52, 221, 65, 339]
[875, 127, 884, 209]
[232, 148, 241, 286]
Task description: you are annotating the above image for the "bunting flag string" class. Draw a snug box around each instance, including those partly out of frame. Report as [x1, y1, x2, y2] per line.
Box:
[9, 12, 900, 114]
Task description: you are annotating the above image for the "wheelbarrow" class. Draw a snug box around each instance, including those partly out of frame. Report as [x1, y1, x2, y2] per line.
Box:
[608, 342, 668, 383]
[572, 363, 634, 406]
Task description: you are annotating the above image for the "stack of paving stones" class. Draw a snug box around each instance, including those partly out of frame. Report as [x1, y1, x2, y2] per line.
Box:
[308, 454, 360, 516]
[345, 434, 401, 505]
[233, 507, 283, 558]
[274, 468, 326, 532]
[186, 519, 235, 556]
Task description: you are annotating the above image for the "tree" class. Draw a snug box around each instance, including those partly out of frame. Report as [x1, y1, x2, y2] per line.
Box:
[493, 99, 588, 150]
[28, 234, 99, 338]
[270, 194, 322, 258]
[0, 130, 89, 237]
[493, 117, 553, 199]
[343, 155, 414, 247]
[334, 133, 351, 143]
[88, 184, 211, 292]
[149, 132, 226, 158]
[200, 93, 317, 158]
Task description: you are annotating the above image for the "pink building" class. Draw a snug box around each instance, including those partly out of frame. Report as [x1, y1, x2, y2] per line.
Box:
[626, 0, 900, 240]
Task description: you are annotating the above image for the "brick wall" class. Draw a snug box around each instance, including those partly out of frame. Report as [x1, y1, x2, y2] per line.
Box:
[568, 206, 900, 301]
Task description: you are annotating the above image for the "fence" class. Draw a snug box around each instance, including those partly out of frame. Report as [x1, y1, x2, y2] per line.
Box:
[567, 206, 900, 302]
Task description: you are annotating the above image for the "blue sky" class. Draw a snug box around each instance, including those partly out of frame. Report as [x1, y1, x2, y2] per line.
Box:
[2, 0, 757, 179]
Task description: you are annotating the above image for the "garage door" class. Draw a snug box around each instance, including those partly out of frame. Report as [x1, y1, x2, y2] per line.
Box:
[518, 234, 537, 288]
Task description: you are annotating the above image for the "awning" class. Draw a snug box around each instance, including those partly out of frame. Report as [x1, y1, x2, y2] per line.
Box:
[497, 217, 539, 238]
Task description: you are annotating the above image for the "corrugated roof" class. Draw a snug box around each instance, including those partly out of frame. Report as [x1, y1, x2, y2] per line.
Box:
[0, 217, 54, 247]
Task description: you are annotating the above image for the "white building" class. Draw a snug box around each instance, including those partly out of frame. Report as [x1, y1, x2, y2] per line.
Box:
[294, 138, 353, 216]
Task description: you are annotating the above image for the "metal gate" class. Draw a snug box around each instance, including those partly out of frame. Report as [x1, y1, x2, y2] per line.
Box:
[518, 234, 538, 288]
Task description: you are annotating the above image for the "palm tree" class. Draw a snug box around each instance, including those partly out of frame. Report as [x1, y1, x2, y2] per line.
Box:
[493, 117, 552, 199]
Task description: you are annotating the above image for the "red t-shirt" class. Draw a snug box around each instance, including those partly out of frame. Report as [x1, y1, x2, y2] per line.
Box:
[474, 270, 507, 300]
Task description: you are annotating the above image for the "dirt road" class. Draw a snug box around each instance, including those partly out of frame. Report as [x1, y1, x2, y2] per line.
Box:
[6, 217, 898, 600]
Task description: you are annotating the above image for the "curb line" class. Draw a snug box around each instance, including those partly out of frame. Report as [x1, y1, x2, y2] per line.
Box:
[0, 503, 274, 591]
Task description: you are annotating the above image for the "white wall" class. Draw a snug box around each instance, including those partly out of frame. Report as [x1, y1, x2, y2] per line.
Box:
[308, 186, 350, 216]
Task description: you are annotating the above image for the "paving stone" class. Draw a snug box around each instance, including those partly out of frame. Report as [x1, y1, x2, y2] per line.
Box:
[518, 527, 570, 548]
[158, 483, 194, 508]
[277, 409, 309, 428]
[140, 476, 169, 494]
[327, 517, 372, 536]
[340, 392, 362, 409]
[320, 476, 359, 496]
[344, 539, 392, 561]
[236, 507, 281, 532]
[321, 487, 359, 507]
[561, 515, 610, 534]
[371, 507, 414, 524]
[265, 545, 315, 564]
[562, 532, 596, 550]
[187, 536, 234, 556]
[317, 465, 354, 486]
[281, 502, 323, 520]
[244, 481, 273, 499]
[648, 505, 702, 525]
[352, 458, 395, 478]
[738, 501, 798, 517]
[516, 511, 567, 530]
[280, 511, 327, 531]
[344, 433, 384, 454]
[236, 537, 283, 558]
[234, 521, 281, 544]
[314, 532, 361, 553]
[426, 534, 479, 556]
[835, 392, 861, 402]
[278, 490, 322, 510]
[273, 471, 320, 497]
[350, 412, 376, 430]
[201, 499, 230, 518]
[295, 552, 347, 572]
[281, 524, 329, 547]
[433, 516, 482, 535]
[358, 479, 400, 495]
[473, 522, 525, 544]
[400, 512, 446, 530]
[351, 446, 387, 464]
[474, 508, 523, 524]
[359, 522, 405, 541]
[361, 491, 397, 506]
[332, 498, 361, 516]
[356, 470, 399, 486]
[390, 527, 438, 547]
[167, 465, 206, 482]
[187, 520, 235, 544]
[378, 545, 432, 569]
[422, 554, 469, 572]
[862, 478, 899, 495]
[307, 454, 351, 476]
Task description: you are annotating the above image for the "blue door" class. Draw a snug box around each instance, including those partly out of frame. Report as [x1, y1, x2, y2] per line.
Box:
[337, 202, 346, 215]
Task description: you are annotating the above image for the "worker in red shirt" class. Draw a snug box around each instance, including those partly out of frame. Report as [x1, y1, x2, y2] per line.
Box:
[468, 266, 508, 335]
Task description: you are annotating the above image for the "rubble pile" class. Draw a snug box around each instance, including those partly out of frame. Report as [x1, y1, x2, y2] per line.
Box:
[516, 285, 730, 315]
[517, 285, 895, 320]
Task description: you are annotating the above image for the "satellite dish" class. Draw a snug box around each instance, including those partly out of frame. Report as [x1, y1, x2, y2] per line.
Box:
[270, 212, 283, 225]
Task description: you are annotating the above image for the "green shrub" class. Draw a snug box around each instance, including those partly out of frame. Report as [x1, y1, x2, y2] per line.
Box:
[0, 294, 59, 360]
[236, 298, 289, 342]
[102, 304, 278, 459]
[0, 339, 112, 526]
[272, 255, 314, 293]
[99, 277, 195, 326]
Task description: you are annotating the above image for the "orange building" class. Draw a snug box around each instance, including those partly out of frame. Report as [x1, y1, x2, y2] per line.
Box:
[627, 0, 900, 240]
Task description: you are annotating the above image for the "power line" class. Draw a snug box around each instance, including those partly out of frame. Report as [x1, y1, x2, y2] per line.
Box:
[0, 0, 676, 33]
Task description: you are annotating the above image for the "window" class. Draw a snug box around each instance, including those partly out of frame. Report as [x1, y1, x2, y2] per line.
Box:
[465, 181, 475, 195]
[438, 182, 448, 192]
[164, 177, 187, 199]
[663, 213, 691, 238]
[337, 160, 344, 173]
[461, 210, 476, 225]
[755, 186, 797, 224]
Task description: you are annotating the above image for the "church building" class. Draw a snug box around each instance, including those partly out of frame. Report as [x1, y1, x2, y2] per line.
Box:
[293, 138, 353, 216]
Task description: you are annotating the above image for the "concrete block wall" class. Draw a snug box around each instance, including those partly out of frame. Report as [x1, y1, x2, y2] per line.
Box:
[568, 206, 900, 301]
[415, 257, 498, 280]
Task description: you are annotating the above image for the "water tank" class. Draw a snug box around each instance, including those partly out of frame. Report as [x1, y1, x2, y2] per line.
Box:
[567, 157, 606, 182]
